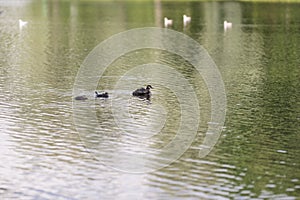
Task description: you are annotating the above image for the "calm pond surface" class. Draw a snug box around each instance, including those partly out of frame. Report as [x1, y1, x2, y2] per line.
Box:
[1, 0, 300, 199]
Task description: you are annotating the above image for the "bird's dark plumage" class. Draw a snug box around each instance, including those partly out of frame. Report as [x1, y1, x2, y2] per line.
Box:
[75, 95, 88, 100]
[132, 85, 153, 96]
[95, 91, 109, 98]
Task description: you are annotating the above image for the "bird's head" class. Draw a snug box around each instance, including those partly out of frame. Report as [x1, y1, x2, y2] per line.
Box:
[146, 85, 153, 89]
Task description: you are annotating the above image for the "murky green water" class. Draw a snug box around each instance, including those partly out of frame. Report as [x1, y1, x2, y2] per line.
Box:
[0, 0, 299, 199]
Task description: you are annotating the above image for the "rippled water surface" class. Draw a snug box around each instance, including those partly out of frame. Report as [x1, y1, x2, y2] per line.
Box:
[0, 1, 300, 199]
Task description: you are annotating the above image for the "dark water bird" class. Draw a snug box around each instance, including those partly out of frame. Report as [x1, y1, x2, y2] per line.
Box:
[95, 91, 109, 98]
[132, 85, 153, 96]
[137, 93, 151, 101]
[75, 95, 88, 100]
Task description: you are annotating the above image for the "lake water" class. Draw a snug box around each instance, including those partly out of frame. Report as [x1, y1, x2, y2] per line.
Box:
[0, 0, 300, 199]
